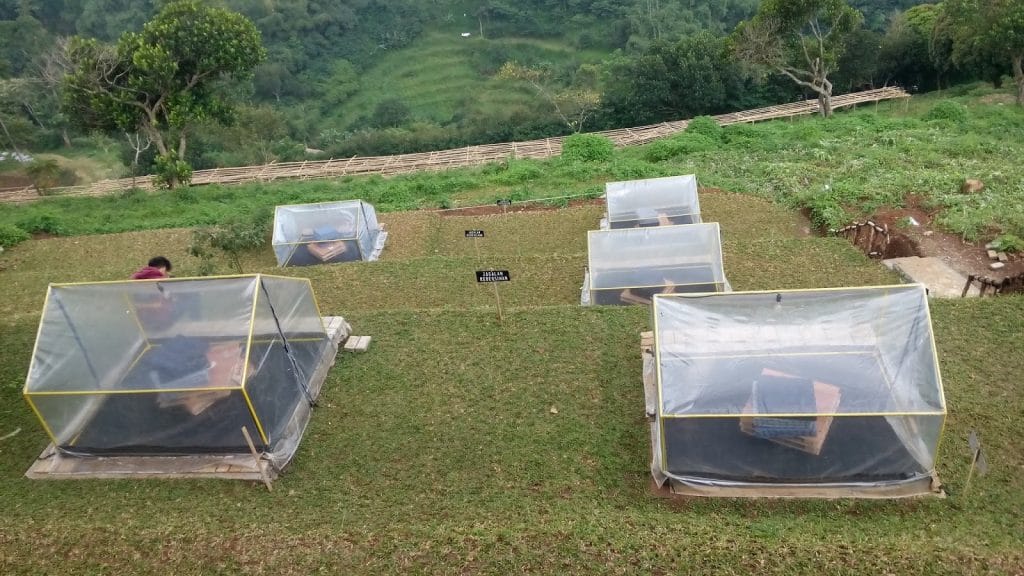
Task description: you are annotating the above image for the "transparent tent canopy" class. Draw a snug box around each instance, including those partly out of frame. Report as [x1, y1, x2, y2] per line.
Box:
[24, 275, 329, 462]
[605, 174, 701, 229]
[585, 223, 727, 306]
[272, 200, 383, 266]
[647, 285, 946, 497]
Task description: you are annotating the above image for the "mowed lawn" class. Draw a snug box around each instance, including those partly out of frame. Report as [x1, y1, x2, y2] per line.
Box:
[0, 195, 1021, 574]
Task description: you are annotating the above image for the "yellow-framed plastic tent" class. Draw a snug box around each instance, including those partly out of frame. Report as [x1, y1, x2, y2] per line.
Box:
[24, 275, 331, 468]
[582, 223, 729, 306]
[602, 174, 701, 229]
[646, 285, 946, 498]
[272, 199, 387, 266]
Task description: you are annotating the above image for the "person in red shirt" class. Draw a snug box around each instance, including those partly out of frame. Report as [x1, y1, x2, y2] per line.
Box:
[131, 256, 172, 279]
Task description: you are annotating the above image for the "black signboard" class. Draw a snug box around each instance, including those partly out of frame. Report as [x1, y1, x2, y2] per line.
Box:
[496, 199, 512, 206]
[476, 270, 511, 283]
[465, 230, 485, 238]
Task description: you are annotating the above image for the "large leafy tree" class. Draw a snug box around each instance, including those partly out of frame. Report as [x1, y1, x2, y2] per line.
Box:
[733, 0, 863, 117]
[599, 33, 741, 126]
[62, 0, 265, 187]
[944, 0, 1024, 105]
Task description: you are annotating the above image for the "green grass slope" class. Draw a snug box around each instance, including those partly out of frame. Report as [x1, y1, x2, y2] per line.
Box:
[332, 32, 605, 128]
[0, 194, 1022, 574]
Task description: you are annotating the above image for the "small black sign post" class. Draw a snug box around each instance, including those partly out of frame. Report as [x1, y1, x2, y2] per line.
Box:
[965, 430, 988, 496]
[476, 270, 510, 323]
[466, 230, 485, 258]
[497, 198, 512, 216]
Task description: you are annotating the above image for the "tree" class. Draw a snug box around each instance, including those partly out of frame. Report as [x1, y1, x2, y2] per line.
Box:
[62, 0, 265, 188]
[496, 62, 601, 133]
[733, 0, 864, 117]
[944, 0, 1024, 105]
[600, 33, 742, 126]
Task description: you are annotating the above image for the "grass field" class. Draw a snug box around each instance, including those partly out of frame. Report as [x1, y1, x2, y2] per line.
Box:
[0, 188, 1022, 574]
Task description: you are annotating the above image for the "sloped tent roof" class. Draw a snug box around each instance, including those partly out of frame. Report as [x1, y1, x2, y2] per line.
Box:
[647, 285, 946, 498]
[584, 223, 728, 305]
[272, 200, 384, 266]
[605, 174, 701, 228]
[24, 275, 330, 468]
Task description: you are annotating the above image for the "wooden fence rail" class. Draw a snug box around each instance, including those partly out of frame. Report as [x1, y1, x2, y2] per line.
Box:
[962, 272, 1024, 297]
[831, 220, 890, 259]
[0, 87, 909, 204]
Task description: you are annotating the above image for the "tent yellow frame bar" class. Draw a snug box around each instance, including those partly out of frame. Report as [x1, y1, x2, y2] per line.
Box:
[661, 411, 946, 419]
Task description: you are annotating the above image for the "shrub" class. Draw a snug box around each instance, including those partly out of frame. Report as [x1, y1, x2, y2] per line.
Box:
[189, 211, 270, 274]
[992, 234, 1024, 253]
[560, 133, 614, 163]
[153, 151, 194, 189]
[685, 116, 723, 141]
[16, 213, 68, 236]
[925, 100, 968, 124]
[25, 159, 62, 195]
[643, 134, 717, 162]
[0, 223, 30, 248]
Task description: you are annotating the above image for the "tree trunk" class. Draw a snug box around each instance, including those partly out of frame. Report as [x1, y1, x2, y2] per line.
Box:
[61, 127, 71, 148]
[818, 92, 833, 118]
[1014, 55, 1024, 107]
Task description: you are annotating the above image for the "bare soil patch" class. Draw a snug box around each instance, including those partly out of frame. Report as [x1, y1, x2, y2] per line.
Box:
[871, 194, 1024, 280]
[436, 197, 603, 217]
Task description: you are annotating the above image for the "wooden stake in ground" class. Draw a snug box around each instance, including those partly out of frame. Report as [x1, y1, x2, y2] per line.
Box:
[964, 430, 988, 497]
[466, 229, 485, 260]
[241, 426, 273, 492]
[497, 198, 511, 217]
[476, 270, 510, 324]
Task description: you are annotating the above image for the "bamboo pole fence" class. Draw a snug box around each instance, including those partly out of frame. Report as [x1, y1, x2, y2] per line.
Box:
[0, 87, 909, 204]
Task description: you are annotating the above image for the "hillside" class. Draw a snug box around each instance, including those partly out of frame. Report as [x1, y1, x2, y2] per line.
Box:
[1, 191, 1022, 573]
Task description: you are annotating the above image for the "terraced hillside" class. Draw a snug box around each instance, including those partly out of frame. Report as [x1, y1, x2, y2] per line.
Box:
[0, 192, 1022, 574]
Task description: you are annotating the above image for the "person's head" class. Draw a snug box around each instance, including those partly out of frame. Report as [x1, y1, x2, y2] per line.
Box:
[147, 256, 172, 273]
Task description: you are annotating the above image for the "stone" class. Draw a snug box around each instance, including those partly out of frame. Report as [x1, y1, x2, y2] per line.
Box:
[997, 252, 1009, 262]
[985, 242, 996, 250]
[961, 179, 985, 194]
[987, 249, 999, 259]
[882, 256, 978, 298]
[990, 262, 1006, 270]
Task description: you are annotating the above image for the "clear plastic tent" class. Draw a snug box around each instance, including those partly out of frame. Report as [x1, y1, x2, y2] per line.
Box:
[24, 275, 330, 466]
[583, 223, 728, 306]
[604, 174, 701, 229]
[647, 285, 946, 497]
[272, 200, 385, 266]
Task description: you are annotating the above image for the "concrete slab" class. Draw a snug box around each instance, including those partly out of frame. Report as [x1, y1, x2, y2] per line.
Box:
[881, 256, 978, 298]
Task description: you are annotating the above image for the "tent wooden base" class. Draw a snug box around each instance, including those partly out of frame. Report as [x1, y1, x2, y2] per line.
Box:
[25, 316, 352, 482]
[639, 332, 945, 499]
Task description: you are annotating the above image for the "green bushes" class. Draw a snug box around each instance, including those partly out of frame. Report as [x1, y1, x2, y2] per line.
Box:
[685, 116, 723, 141]
[925, 100, 969, 124]
[643, 133, 717, 162]
[0, 224, 30, 248]
[560, 134, 614, 163]
[15, 213, 68, 236]
[188, 209, 271, 274]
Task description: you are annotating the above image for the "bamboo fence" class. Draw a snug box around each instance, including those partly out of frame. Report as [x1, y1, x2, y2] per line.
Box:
[0, 87, 909, 204]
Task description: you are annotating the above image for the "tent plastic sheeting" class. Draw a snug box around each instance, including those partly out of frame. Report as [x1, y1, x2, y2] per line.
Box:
[272, 200, 386, 266]
[646, 285, 946, 498]
[603, 174, 701, 229]
[582, 223, 728, 306]
[24, 275, 330, 467]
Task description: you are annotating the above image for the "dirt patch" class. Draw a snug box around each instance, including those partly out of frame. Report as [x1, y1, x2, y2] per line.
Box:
[436, 197, 603, 217]
[0, 171, 32, 189]
[978, 93, 1016, 105]
[870, 194, 1024, 280]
